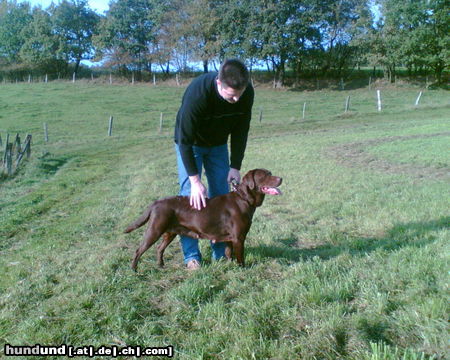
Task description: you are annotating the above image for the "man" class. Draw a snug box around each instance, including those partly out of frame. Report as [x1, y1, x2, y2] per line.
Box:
[174, 59, 254, 269]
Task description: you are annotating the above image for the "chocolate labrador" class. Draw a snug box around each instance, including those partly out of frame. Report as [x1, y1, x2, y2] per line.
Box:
[124, 169, 282, 270]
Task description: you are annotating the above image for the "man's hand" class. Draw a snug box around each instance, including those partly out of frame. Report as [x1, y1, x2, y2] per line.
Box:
[189, 175, 207, 210]
[227, 168, 241, 185]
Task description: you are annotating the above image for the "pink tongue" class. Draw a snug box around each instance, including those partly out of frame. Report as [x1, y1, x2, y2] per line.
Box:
[262, 187, 281, 195]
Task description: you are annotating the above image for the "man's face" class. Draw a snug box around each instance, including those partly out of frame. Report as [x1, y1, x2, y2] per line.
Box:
[216, 79, 246, 104]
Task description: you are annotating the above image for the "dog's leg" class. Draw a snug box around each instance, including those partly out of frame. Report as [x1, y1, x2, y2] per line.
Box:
[233, 241, 245, 267]
[131, 226, 163, 271]
[156, 232, 177, 267]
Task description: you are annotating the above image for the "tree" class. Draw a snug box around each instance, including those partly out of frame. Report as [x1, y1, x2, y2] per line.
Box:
[240, 0, 297, 86]
[94, 0, 158, 75]
[50, 0, 100, 75]
[148, 0, 187, 73]
[413, 0, 449, 83]
[19, 6, 65, 75]
[0, 0, 32, 64]
[179, 0, 222, 73]
[374, 0, 449, 83]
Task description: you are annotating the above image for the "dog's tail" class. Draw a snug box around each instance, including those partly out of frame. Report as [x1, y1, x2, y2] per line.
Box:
[124, 206, 152, 233]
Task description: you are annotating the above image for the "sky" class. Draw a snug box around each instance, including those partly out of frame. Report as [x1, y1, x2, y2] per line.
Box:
[22, 0, 110, 14]
[23, 0, 381, 20]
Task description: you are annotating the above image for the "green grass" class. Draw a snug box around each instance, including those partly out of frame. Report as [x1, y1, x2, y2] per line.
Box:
[0, 82, 449, 359]
[366, 135, 450, 168]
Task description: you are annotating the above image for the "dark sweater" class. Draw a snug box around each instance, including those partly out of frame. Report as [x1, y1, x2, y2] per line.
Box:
[174, 72, 254, 176]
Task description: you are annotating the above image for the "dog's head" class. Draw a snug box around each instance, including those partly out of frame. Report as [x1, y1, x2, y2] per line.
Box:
[238, 169, 282, 207]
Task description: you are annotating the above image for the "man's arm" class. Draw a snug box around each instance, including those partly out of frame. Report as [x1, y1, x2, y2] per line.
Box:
[176, 94, 208, 210]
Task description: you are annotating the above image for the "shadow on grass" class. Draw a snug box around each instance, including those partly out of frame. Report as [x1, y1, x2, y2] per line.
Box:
[0, 153, 68, 184]
[37, 154, 69, 175]
[248, 217, 450, 263]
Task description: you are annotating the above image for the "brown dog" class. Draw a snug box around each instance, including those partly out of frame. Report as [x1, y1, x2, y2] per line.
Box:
[124, 169, 282, 270]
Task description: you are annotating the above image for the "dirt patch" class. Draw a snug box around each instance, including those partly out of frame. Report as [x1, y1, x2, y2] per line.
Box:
[327, 132, 450, 180]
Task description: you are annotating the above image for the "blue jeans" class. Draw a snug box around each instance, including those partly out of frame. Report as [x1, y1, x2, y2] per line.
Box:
[175, 144, 229, 264]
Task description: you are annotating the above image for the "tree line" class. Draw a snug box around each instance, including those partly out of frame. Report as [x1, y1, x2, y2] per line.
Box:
[0, 0, 448, 85]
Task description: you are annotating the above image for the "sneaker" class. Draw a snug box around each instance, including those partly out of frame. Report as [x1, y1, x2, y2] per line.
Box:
[186, 259, 201, 270]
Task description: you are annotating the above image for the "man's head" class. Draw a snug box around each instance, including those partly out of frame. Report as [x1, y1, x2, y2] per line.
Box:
[216, 59, 249, 104]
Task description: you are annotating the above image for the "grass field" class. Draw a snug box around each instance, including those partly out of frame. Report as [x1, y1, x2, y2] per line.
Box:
[0, 82, 449, 360]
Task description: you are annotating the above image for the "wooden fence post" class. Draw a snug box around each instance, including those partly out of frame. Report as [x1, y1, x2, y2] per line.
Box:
[44, 123, 49, 142]
[3, 133, 9, 164]
[109, 73, 112, 85]
[16, 134, 32, 168]
[5, 143, 12, 175]
[72, 72, 76, 83]
[153, 74, 156, 85]
[26, 134, 31, 159]
[377, 90, 382, 111]
[14, 133, 21, 156]
[302, 102, 306, 120]
[415, 91, 423, 106]
[108, 116, 114, 136]
[159, 113, 163, 133]
[345, 96, 350, 113]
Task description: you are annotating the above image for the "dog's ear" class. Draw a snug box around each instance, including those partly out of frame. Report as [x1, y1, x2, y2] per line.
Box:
[241, 170, 256, 190]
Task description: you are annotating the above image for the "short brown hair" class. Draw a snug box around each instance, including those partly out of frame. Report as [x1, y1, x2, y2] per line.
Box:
[218, 59, 249, 90]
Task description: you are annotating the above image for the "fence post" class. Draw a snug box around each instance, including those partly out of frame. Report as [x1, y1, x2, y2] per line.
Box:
[5, 143, 12, 175]
[108, 116, 114, 136]
[345, 96, 350, 113]
[302, 102, 306, 120]
[369, 77, 372, 90]
[15, 134, 32, 168]
[109, 73, 112, 85]
[44, 123, 49, 142]
[14, 133, 21, 156]
[72, 72, 76, 83]
[176, 74, 180, 86]
[153, 74, 156, 85]
[26, 135, 31, 159]
[3, 133, 9, 164]
[159, 113, 163, 133]
[259, 109, 263, 123]
[377, 90, 382, 111]
[415, 91, 423, 106]
[132, 72, 135, 85]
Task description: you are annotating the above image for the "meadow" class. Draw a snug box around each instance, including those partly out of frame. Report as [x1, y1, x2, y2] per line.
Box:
[0, 81, 449, 360]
